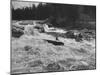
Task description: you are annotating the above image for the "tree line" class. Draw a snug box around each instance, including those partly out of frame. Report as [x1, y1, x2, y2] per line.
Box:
[12, 3, 96, 29]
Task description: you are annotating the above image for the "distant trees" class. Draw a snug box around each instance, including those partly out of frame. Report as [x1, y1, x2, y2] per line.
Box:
[12, 3, 52, 20]
[12, 3, 96, 29]
[12, 4, 36, 20]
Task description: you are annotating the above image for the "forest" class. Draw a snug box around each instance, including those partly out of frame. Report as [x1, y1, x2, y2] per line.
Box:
[12, 3, 96, 29]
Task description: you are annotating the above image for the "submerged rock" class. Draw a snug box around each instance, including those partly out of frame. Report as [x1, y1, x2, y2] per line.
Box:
[45, 62, 63, 72]
[24, 45, 32, 51]
[28, 60, 43, 67]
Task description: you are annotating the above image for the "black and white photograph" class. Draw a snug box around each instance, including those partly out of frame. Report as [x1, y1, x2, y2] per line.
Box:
[11, 0, 96, 74]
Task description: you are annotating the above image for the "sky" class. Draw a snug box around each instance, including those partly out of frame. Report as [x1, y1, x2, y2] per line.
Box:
[12, 0, 46, 9]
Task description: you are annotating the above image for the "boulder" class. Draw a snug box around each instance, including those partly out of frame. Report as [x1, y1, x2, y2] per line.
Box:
[12, 26, 24, 38]
[46, 63, 62, 72]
